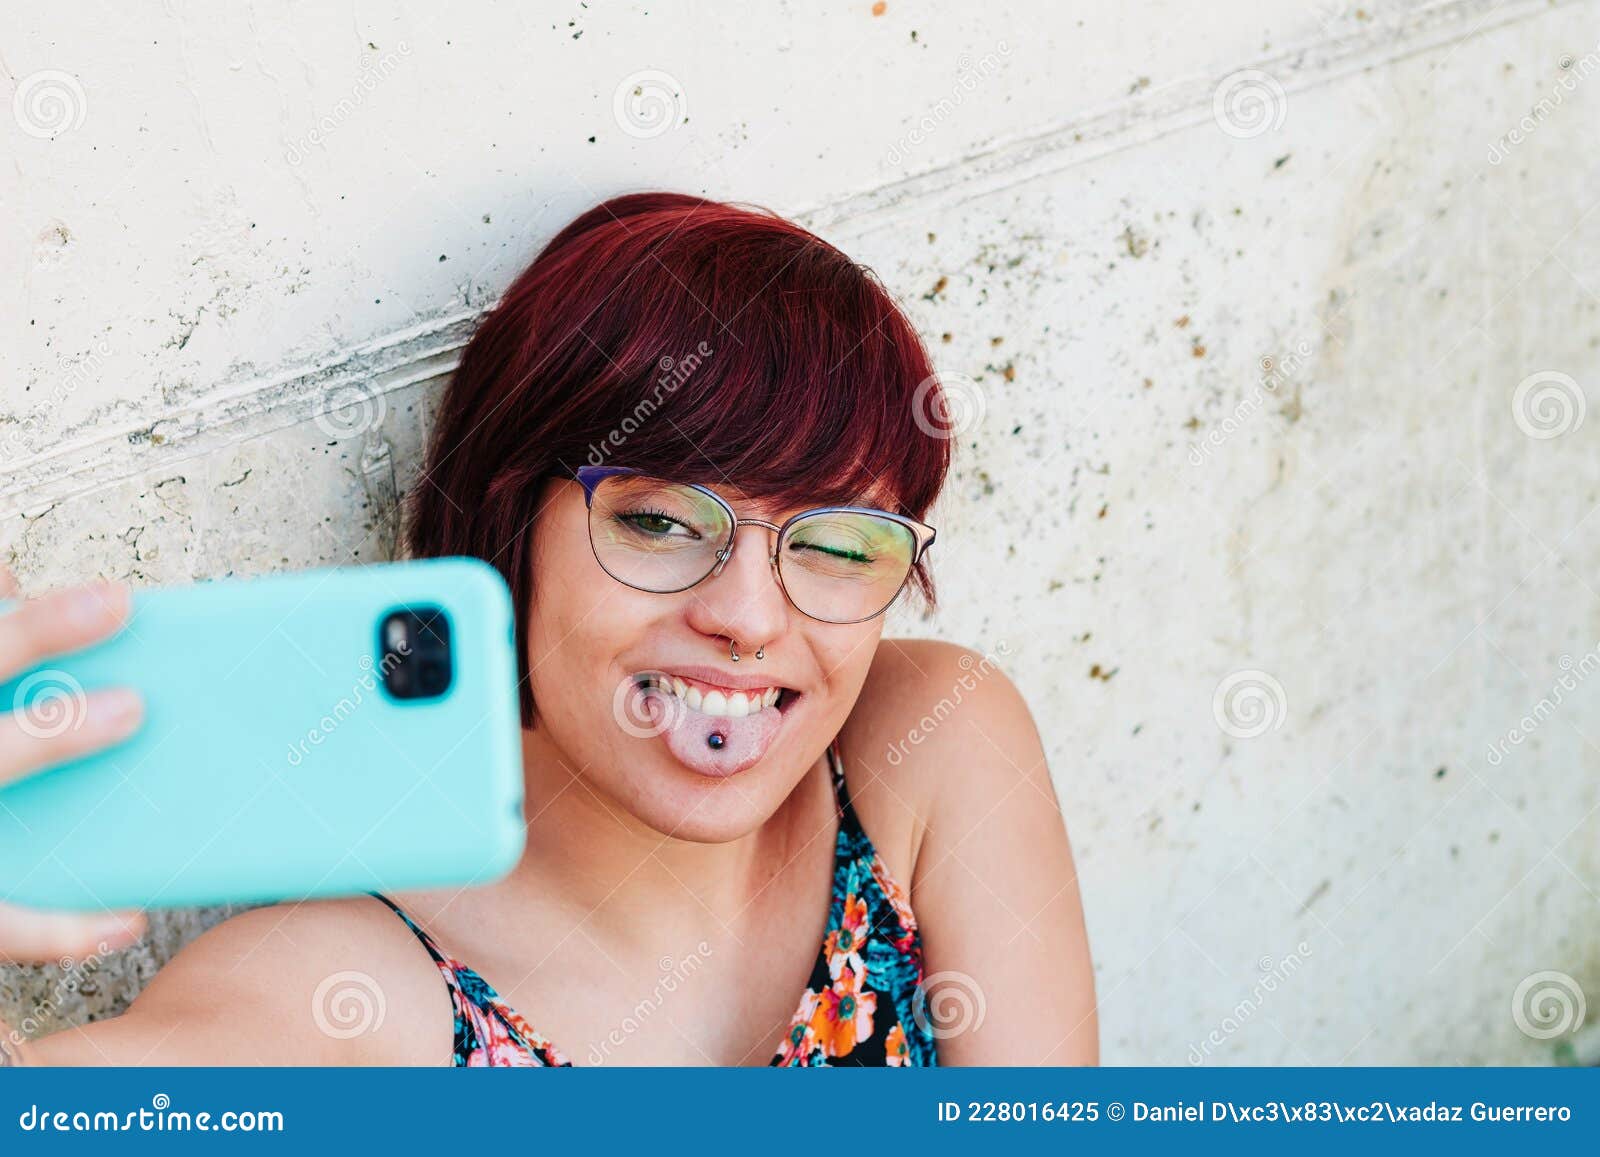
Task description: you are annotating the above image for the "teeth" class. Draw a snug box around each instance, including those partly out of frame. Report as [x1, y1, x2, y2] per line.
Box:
[644, 677, 785, 718]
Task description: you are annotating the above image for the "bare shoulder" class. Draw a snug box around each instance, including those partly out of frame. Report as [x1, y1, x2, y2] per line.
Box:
[68, 894, 453, 1065]
[843, 637, 1096, 1064]
[840, 637, 1056, 887]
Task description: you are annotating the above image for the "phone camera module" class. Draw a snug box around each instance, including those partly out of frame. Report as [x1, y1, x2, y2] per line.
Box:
[379, 608, 453, 701]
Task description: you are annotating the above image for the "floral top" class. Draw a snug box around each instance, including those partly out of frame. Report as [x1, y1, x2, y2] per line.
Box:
[372, 736, 936, 1067]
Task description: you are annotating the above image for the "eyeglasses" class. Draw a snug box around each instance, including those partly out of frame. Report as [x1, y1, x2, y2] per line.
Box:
[568, 465, 936, 624]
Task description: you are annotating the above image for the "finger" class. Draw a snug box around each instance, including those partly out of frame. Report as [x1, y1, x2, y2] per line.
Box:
[0, 687, 144, 790]
[0, 566, 19, 599]
[0, 902, 146, 964]
[0, 581, 130, 685]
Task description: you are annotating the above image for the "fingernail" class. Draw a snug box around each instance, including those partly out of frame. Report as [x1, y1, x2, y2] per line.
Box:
[94, 913, 145, 949]
[92, 688, 142, 727]
[66, 583, 121, 628]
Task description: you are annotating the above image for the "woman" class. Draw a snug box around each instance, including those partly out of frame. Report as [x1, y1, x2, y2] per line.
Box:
[0, 193, 1096, 1066]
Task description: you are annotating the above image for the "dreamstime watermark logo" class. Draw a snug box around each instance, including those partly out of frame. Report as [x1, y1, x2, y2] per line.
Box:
[585, 340, 714, 465]
[912, 970, 987, 1040]
[311, 970, 387, 1039]
[886, 42, 1012, 167]
[1188, 340, 1316, 466]
[1188, 942, 1313, 1064]
[15, 1093, 284, 1132]
[884, 643, 1013, 766]
[612, 70, 686, 139]
[284, 42, 412, 165]
[911, 371, 987, 441]
[1511, 970, 1586, 1040]
[612, 672, 691, 739]
[1212, 670, 1287, 739]
[1488, 45, 1600, 164]
[1511, 370, 1585, 439]
[1484, 643, 1600, 767]
[313, 381, 388, 441]
[586, 941, 713, 1064]
[12, 70, 87, 139]
[4, 941, 115, 1049]
[1212, 70, 1287, 139]
[12, 670, 89, 740]
[285, 644, 408, 766]
[2, 336, 113, 463]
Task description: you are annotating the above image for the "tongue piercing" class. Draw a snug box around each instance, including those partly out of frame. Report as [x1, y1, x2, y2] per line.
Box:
[707, 732, 726, 750]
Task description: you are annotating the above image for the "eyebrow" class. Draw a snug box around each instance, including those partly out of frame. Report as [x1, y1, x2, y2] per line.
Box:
[724, 485, 896, 517]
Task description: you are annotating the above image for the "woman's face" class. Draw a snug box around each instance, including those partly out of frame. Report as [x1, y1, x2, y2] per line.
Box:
[522, 475, 886, 842]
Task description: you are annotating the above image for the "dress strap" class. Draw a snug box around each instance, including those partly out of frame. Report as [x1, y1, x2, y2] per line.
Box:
[371, 892, 454, 973]
[826, 735, 860, 831]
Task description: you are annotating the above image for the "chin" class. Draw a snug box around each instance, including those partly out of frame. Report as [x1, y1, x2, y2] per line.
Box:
[615, 743, 812, 843]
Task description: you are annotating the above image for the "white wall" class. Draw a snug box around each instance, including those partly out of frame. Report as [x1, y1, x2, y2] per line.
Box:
[3, 0, 1597, 1063]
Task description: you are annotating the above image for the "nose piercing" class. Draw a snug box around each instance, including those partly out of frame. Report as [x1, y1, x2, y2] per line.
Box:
[713, 637, 762, 750]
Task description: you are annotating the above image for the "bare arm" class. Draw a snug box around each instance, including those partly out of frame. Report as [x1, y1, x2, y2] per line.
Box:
[883, 642, 1099, 1064]
[13, 898, 451, 1066]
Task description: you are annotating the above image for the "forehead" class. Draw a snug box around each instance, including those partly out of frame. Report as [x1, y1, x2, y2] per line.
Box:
[716, 481, 893, 515]
[589, 466, 897, 516]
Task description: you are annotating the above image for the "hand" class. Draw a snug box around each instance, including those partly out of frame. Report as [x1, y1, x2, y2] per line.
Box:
[0, 566, 147, 965]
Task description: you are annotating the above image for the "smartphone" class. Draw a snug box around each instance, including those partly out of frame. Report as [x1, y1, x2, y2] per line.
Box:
[0, 557, 526, 911]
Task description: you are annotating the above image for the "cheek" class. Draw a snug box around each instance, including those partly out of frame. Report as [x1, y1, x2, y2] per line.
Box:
[809, 623, 883, 702]
[525, 521, 610, 714]
[525, 541, 656, 723]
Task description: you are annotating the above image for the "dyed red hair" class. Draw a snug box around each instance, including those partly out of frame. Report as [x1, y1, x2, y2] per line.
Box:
[405, 192, 953, 726]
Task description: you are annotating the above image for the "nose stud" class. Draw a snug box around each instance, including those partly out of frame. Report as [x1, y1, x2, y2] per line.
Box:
[730, 639, 764, 662]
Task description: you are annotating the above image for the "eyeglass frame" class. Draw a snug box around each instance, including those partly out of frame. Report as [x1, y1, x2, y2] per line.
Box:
[565, 464, 937, 625]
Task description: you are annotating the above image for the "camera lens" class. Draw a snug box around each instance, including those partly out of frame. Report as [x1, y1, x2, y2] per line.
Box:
[379, 608, 453, 701]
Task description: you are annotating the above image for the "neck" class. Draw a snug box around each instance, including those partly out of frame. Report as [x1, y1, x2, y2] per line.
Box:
[497, 725, 820, 933]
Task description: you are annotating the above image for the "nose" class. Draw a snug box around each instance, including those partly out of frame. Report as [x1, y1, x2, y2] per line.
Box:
[684, 520, 788, 653]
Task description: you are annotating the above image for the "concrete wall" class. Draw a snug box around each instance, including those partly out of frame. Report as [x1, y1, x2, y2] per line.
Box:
[3, 0, 1597, 1063]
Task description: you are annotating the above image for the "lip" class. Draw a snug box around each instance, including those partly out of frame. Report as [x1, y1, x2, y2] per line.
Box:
[630, 663, 803, 779]
[637, 663, 797, 696]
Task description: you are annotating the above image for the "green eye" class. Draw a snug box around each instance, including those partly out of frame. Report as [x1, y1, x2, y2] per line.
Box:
[618, 508, 695, 537]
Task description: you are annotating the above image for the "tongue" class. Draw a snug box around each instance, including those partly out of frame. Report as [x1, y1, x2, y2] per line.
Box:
[640, 687, 784, 777]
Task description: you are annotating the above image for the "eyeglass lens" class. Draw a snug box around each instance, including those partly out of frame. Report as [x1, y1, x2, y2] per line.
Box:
[587, 474, 917, 622]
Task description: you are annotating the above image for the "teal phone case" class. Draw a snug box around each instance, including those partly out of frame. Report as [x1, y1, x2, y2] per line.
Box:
[0, 557, 525, 911]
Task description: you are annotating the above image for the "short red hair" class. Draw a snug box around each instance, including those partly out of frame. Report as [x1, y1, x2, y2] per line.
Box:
[405, 192, 953, 726]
